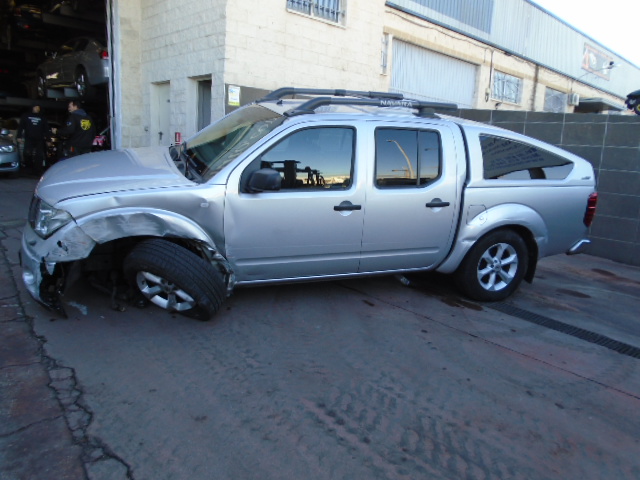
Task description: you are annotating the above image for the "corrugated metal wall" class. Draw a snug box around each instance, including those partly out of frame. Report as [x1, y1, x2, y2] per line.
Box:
[390, 40, 477, 107]
[386, 0, 640, 99]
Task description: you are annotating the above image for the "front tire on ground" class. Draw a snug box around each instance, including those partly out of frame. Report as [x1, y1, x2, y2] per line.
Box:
[453, 229, 528, 302]
[123, 239, 226, 321]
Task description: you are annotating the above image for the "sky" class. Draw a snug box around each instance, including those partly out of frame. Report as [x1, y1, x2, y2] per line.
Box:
[530, 0, 639, 67]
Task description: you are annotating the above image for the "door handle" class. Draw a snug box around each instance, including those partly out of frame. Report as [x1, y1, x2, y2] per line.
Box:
[425, 200, 450, 208]
[334, 204, 362, 211]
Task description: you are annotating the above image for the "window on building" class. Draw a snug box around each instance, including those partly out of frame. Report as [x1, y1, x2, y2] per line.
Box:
[492, 71, 522, 104]
[375, 128, 441, 187]
[286, 0, 346, 24]
[544, 87, 567, 113]
[480, 134, 573, 180]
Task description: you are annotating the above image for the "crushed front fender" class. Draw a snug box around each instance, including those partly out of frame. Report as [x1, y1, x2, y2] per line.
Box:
[20, 221, 97, 316]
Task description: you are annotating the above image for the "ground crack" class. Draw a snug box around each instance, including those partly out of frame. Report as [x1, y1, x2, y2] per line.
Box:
[1, 231, 135, 479]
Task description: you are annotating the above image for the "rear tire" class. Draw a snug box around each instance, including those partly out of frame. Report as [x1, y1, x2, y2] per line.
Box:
[37, 73, 47, 98]
[75, 67, 94, 98]
[123, 239, 226, 321]
[454, 229, 528, 302]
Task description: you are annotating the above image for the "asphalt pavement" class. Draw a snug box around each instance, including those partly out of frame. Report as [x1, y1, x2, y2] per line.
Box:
[0, 174, 85, 479]
[1, 173, 639, 480]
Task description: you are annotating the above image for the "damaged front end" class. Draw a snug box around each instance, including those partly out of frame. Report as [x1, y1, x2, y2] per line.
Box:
[21, 195, 98, 316]
[21, 256, 69, 317]
[21, 193, 237, 317]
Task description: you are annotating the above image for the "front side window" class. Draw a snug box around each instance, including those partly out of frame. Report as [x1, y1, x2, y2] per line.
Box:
[244, 127, 355, 191]
[375, 128, 441, 187]
[480, 134, 573, 180]
[286, 0, 346, 24]
[492, 71, 522, 104]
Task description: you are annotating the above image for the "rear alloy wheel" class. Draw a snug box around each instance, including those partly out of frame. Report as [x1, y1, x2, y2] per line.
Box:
[454, 229, 528, 302]
[124, 239, 226, 321]
[37, 73, 47, 98]
[75, 67, 94, 98]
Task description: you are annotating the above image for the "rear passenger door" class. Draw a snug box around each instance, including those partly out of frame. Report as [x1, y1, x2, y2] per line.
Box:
[359, 124, 460, 272]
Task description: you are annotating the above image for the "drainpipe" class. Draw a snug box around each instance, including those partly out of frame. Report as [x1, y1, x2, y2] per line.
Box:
[531, 64, 540, 111]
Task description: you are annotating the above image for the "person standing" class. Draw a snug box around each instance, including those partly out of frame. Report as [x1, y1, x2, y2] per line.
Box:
[16, 104, 49, 174]
[59, 100, 96, 158]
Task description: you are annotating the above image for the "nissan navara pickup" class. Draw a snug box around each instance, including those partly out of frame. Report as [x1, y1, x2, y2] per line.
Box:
[21, 88, 598, 320]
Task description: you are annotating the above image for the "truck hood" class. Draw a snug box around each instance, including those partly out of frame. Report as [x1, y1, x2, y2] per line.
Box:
[36, 147, 193, 204]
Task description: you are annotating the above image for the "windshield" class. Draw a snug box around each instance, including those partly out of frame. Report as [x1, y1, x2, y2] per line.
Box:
[183, 105, 285, 182]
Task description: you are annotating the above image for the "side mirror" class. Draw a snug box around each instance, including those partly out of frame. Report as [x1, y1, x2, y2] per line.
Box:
[247, 168, 282, 192]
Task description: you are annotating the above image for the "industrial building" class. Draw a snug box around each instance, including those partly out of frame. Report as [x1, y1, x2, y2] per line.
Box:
[2, 0, 639, 149]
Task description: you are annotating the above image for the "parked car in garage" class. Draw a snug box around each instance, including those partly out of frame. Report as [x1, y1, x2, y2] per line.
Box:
[36, 36, 109, 98]
[0, 128, 20, 175]
[3, 3, 45, 48]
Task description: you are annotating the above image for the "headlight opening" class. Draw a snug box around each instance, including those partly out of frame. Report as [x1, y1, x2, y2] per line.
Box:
[29, 196, 73, 238]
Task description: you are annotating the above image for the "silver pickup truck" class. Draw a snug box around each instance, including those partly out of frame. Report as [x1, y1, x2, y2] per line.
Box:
[21, 88, 598, 320]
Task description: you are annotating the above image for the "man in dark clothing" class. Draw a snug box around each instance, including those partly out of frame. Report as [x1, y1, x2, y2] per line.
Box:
[16, 104, 49, 173]
[59, 100, 96, 158]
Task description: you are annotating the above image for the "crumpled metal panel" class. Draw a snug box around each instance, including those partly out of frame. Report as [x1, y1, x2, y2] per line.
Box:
[22, 223, 96, 263]
[77, 208, 214, 245]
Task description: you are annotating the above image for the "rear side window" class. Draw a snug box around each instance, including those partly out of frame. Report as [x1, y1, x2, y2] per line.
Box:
[375, 128, 441, 187]
[480, 134, 573, 180]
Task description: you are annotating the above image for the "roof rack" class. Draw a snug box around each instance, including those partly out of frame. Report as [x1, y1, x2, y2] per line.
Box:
[258, 87, 405, 102]
[282, 96, 459, 118]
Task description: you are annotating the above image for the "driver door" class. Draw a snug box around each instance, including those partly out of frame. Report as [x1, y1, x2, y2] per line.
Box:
[224, 126, 364, 282]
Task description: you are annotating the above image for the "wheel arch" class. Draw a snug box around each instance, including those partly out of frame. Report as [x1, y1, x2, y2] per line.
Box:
[75, 208, 234, 288]
[437, 203, 545, 278]
[76, 207, 217, 246]
[36, 70, 47, 97]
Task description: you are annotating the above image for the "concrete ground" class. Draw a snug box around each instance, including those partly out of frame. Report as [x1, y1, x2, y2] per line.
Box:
[1, 174, 639, 480]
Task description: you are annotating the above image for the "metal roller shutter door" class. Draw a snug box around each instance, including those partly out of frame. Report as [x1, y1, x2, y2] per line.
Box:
[391, 40, 477, 108]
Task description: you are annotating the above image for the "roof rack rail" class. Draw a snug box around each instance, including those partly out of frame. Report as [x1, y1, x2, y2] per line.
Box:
[257, 87, 405, 102]
[283, 96, 459, 118]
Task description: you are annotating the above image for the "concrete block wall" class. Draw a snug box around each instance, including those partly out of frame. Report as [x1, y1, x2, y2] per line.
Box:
[457, 109, 640, 266]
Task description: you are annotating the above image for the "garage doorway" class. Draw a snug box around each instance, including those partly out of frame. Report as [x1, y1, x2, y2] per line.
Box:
[197, 79, 212, 131]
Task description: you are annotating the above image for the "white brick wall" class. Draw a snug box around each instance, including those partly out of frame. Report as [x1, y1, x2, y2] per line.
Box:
[117, 0, 227, 147]
[224, 0, 386, 92]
